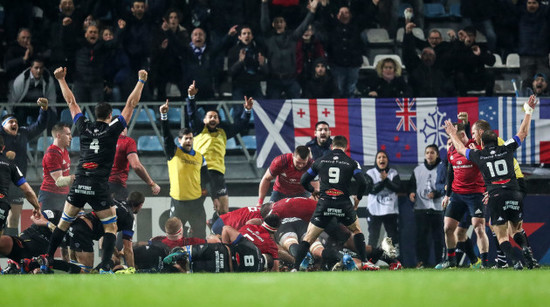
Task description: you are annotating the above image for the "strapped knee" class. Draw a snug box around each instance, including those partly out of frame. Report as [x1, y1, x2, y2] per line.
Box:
[61, 211, 77, 223]
[100, 215, 117, 225]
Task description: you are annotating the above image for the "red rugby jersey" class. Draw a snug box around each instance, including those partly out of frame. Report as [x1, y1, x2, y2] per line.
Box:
[109, 135, 137, 186]
[269, 153, 312, 195]
[238, 224, 278, 260]
[221, 206, 262, 229]
[271, 197, 317, 222]
[447, 139, 485, 194]
[40, 144, 71, 194]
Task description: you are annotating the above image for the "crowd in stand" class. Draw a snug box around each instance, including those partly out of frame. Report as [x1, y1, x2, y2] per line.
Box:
[2, 0, 550, 120]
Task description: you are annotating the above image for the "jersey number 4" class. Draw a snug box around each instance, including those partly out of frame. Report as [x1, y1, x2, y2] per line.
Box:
[90, 138, 100, 153]
[486, 159, 508, 177]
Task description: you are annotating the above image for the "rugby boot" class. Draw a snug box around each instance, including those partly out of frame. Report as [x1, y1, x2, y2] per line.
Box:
[513, 261, 524, 271]
[20, 258, 34, 274]
[115, 267, 136, 274]
[434, 259, 457, 269]
[99, 269, 114, 274]
[342, 253, 358, 271]
[361, 261, 380, 271]
[163, 247, 188, 265]
[470, 258, 482, 269]
[2, 259, 20, 274]
[299, 252, 313, 271]
[522, 247, 540, 269]
[381, 237, 397, 259]
[389, 261, 403, 270]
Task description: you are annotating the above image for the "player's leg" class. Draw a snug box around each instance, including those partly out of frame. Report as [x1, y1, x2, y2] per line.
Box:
[186, 197, 207, 239]
[6, 203, 22, 236]
[47, 201, 81, 260]
[292, 222, 324, 270]
[414, 210, 430, 267]
[367, 214, 382, 247]
[429, 211, 445, 265]
[94, 206, 118, 272]
[382, 213, 399, 256]
[0, 235, 14, 257]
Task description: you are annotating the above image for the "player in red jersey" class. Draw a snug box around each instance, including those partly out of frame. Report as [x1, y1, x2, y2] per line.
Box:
[108, 125, 160, 201]
[436, 122, 489, 269]
[148, 217, 207, 250]
[257, 146, 316, 205]
[39, 123, 74, 212]
[211, 205, 262, 235]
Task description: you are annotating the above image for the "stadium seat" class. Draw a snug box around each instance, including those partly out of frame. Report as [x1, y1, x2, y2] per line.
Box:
[365, 28, 394, 45]
[449, 3, 462, 19]
[424, 3, 448, 19]
[218, 108, 228, 122]
[137, 135, 163, 152]
[70, 136, 80, 152]
[226, 137, 240, 151]
[112, 108, 121, 117]
[37, 136, 53, 152]
[133, 108, 156, 125]
[487, 54, 504, 68]
[361, 55, 371, 69]
[372, 54, 405, 69]
[60, 108, 72, 123]
[167, 107, 182, 125]
[475, 31, 487, 44]
[506, 53, 520, 68]
[242, 135, 257, 151]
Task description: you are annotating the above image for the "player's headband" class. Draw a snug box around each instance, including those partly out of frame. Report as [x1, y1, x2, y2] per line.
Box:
[2, 117, 16, 127]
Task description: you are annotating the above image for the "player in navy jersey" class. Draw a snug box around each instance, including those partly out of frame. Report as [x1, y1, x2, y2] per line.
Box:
[292, 136, 369, 271]
[67, 191, 145, 272]
[444, 95, 538, 270]
[44, 67, 147, 273]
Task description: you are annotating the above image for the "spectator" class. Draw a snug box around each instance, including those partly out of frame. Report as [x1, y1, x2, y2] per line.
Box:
[182, 27, 236, 101]
[513, 0, 550, 83]
[150, 8, 189, 101]
[402, 24, 455, 97]
[521, 73, 549, 97]
[101, 27, 131, 103]
[296, 24, 325, 88]
[408, 144, 445, 268]
[322, 6, 365, 98]
[408, 26, 454, 73]
[364, 150, 401, 251]
[460, 0, 498, 51]
[65, 21, 125, 103]
[301, 57, 338, 99]
[260, 0, 318, 99]
[4, 28, 34, 81]
[121, 0, 154, 74]
[450, 26, 496, 96]
[8, 58, 57, 124]
[228, 25, 268, 101]
[305, 120, 332, 160]
[368, 58, 412, 98]
[47, 0, 93, 82]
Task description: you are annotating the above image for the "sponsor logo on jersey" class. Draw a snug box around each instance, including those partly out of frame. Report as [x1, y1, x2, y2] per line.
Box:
[82, 162, 98, 169]
[475, 209, 482, 215]
[497, 216, 504, 222]
[325, 188, 344, 196]
[333, 156, 339, 160]
[457, 160, 462, 165]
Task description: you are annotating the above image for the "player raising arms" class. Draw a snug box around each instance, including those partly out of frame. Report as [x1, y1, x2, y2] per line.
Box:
[444, 95, 538, 270]
[43, 67, 147, 273]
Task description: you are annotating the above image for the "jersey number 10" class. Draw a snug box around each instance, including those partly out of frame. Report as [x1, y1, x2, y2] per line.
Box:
[486, 159, 508, 178]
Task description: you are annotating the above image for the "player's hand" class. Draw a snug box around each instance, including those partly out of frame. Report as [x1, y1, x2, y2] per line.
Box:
[159, 99, 169, 114]
[5, 151, 16, 160]
[482, 191, 489, 205]
[457, 112, 468, 124]
[37, 97, 48, 110]
[441, 196, 450, 209]
[138, 70, 148, 82]
[32, 209, 43, 222]
[468, 143, 477, 150]
[54, 67, 67, 80]
[524, 94, 538, 114]
[409, 192, 415, 203]
[312, 190, 320, 200]
[244, 96, 254, 110]
[352, 195, 360, 210]
[151, 182, 161, 195]
[444, 119, 457, 135]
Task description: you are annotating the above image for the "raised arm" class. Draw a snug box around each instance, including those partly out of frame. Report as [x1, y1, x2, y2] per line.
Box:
[444, 119, 467, 156]
[121, 70, 148, 123]
[517, 95, 537, 142]
[54, 67, 82, 119]
[128, 153, 161, 195]
[258, 169, 275, 205]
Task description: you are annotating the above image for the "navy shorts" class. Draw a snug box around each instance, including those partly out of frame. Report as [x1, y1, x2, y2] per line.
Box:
[489, 189, 523, 226]
[38, 190, 67, 212]
[208, 170, 228, 197]
[311, 197, 357, 229]
[67, 176, 113, 212]
[445, 193, 484, 222]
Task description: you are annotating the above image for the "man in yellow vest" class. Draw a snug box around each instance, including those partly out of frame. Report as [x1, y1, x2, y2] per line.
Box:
[186, 81, 254, 222]
[160, 100, 216, 239]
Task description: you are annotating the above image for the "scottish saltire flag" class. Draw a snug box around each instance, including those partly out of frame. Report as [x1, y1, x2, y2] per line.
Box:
[253, 97, 550, 168]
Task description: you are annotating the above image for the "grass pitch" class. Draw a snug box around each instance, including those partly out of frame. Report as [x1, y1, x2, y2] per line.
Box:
[1, 268, 549, 306]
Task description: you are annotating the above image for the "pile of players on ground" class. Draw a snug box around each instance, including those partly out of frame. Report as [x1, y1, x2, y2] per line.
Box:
[0, 196, 402, 274]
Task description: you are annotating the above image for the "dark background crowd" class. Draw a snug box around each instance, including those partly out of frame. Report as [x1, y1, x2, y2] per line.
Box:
[1, 0, 549, 121]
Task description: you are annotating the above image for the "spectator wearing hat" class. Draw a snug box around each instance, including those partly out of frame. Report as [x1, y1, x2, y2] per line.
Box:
[521, 73, 549, 97]
[302, 57, 337, 98]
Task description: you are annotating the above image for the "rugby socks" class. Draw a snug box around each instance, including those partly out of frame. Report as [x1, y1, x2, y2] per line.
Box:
[353, 233, 368, 262]
[480, 252, 489, 266]
[100, 233, 117, 270]
[321, 248, 340, 270]
[53, 260, 83, 274]
[293, 241, 311, 270]
[462, 238, 478, 264]
[521, 229, 532, 248]
[493, 231, 507, 264]
[47, 227, 67, 258]
[498, 241, 516, 262]
[289, 243, 300, 258]
[447, 248, 457, 265]
[513, 231, 527, 249]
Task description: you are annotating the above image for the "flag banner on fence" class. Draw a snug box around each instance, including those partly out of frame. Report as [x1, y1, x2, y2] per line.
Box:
[253, 97, 550, 168]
